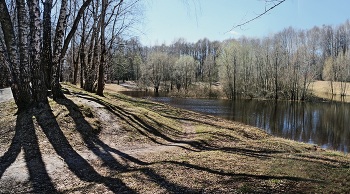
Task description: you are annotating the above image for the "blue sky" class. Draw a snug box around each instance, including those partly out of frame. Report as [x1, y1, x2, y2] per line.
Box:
[139, 0, 350, 46]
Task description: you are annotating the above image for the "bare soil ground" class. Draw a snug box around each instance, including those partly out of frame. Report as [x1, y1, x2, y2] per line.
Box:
[1, 83, 350, 193]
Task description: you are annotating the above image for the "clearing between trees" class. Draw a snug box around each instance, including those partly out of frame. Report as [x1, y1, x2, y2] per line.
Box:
[0, 83, 350, 193]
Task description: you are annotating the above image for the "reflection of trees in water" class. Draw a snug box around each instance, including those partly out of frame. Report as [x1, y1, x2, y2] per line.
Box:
[118, 91, 350, 152]
[228, 99, 350, 152]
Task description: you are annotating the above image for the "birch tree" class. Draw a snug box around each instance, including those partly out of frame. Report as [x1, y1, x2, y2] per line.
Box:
[96, 0, 108, 96]
[218, 40, 241, 100]
[0, 0, 31, 111]
[174, 55, 198, 91]
[143, 52, 168, 92]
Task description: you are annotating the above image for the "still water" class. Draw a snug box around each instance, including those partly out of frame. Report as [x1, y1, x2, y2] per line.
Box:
[120, 91, 350, 153]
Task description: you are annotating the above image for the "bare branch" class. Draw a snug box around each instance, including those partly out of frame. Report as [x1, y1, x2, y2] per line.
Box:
[226, 0, 286, 33]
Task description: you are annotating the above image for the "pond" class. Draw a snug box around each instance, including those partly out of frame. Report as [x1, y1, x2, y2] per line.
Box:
[120, 91, 350, 153]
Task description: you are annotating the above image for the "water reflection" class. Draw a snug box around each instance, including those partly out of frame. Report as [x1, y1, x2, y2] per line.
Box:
[120, 91, 350, 152]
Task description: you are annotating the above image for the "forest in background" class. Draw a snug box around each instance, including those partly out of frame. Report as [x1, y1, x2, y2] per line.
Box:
[98, 20, 350, 101]
[1, 0, 350, 112]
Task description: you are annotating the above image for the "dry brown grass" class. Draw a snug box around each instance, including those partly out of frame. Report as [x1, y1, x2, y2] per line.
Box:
[104, 81, 139, 93]
[1, 83, 350, 193]
[311, 81, 350, 102]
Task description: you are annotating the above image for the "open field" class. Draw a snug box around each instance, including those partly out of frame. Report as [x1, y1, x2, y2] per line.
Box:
[311, 81, 350, 102]
[0, 83, 350, 193]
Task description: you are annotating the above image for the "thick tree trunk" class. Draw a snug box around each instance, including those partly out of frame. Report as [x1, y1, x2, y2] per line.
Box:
[51, 0, 68, 100]
[42, 0, 53, 90]
[96, 0, 107, 96]
[16, 0, 32, 104]
[0, 40, 13, 89]
[0, 0, 31, 111]
[28, 0, 48, 105]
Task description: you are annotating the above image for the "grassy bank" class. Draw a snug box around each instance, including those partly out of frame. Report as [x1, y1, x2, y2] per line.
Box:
[311, 81, 350, 102]
[1, 83, 350, 193]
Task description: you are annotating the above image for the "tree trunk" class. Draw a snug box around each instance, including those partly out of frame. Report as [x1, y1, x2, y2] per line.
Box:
[16, 0, 32, 104]
[72, 53, 79, 84]
[51, 0, 68, 100]
[80, 7, 86, 88]
[51, 0, 93, 100]
[42, 0, 53, 90]
[80, 41, 86, 88]
[60, 0, 93, 59]
[84, 0, 99, 92]
[275, 54, 278, 100]
[0, 0, 31, 111]
[96, 0, 107, 96]
[233, 56, 236, 100]
[28, 0, 48, 106]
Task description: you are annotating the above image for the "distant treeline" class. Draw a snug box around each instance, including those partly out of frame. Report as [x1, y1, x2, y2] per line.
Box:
[100, 20, 350, 100]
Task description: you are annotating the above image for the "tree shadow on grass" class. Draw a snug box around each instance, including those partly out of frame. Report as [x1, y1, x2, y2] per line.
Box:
[161, 161, 323, 183]
[0, 110, 56, 193]
[57, 97, 199, 193]
[71, 92, 202, 148]
[68, 92, 295, 159]
[56, 98, 148, 168]
[33, 106, 137, 193]
[56, 90, 327, 192]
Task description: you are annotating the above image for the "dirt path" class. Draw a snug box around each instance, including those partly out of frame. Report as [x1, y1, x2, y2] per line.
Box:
[0, 91, 199, 193]
[71, 92, 198, 157]
[0, 88, 13, 103]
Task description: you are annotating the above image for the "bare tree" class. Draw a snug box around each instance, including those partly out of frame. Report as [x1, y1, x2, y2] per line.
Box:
[0, 0, 31, 111]
[218, 39, 241, 100]
[174, 55, 198, 92]
[142, 52, 168, 92]
[42, 0, 53, 90]
[28, 0, 47, 105]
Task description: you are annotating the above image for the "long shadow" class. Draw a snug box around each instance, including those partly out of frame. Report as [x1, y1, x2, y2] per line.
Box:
[57, 98, 148, 168]
[217, 147, 282, 159]
[67, 90, 329, 190]
[140, 167, 197, 193]
[163, 161, 323, 183]
[74, 93, 165, 145]
[34, 107, 136, 193]
[295, 154, 350, 167]
[72, 93, 202, 148]
[0, 121, 22, 179]
[100, 91, 266, 140]
[0, 110, 56, 193]
[59, 95, 197, 193]
[163, 115, 244, 133]
[72, 92, 298, 158]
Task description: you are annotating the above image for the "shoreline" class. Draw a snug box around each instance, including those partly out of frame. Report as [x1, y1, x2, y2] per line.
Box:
[1, 83, 350, 193]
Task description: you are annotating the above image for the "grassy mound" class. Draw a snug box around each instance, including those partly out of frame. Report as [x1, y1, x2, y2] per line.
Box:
[0, 84, 349, 193]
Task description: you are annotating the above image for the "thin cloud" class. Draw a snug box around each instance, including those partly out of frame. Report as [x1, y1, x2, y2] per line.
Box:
[229, 31, 240, 35]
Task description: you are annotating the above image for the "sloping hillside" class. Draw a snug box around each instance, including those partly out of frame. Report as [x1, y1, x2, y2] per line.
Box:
[0, 83, 349, 193]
